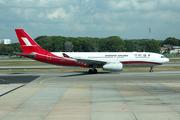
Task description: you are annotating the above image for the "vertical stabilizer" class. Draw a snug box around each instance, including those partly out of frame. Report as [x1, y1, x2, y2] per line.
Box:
[15, 29, 47, 53]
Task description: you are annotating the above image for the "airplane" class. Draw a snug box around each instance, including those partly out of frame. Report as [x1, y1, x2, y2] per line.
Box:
[15, 29, 169, 74]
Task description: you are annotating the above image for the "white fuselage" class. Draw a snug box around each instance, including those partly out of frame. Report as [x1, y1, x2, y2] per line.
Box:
[52, 52, 169, 67]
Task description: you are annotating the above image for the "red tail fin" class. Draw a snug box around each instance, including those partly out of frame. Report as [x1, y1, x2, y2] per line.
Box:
[15, 29, 47, 53]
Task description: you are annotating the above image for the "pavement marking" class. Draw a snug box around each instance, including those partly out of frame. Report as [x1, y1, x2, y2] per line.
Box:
[39, 77, 58, 86]
[0, 84, 25, 97]
[0, 87, 8, 90]
[121, 108, 126, 110]
[40, 73, 46, 77]
[0, 79, 5, 82]
[0, 78, 25, 83]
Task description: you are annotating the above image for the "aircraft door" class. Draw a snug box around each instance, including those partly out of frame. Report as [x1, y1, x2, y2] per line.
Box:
[47, 54, 51, 60]
[129, 55, 134, 62]
[152, 55, 156, 61]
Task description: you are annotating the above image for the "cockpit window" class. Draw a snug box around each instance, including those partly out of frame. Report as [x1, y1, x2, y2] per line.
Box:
[161, 56, 165, 58]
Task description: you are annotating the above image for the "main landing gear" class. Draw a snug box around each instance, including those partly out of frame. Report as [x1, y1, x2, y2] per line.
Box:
[149, 67, 153, 72]
[88, 69, 98, 74]
[88, 64, 98, 74]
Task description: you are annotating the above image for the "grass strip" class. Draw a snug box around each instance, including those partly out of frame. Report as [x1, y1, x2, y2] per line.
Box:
[0, 61, 48, 66]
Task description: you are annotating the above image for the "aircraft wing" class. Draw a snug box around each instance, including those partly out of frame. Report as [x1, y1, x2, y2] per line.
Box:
[62, 53, 107, 65]
[75, 58, 107, 65]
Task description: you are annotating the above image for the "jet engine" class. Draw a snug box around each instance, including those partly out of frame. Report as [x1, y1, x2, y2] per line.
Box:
[103, 62, 123, 71]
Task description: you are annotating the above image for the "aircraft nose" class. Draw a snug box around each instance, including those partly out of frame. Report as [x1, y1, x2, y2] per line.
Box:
[166, 58, 169, 63]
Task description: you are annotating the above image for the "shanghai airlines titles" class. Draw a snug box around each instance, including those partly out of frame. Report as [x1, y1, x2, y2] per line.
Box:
[15, 29, 169, 74]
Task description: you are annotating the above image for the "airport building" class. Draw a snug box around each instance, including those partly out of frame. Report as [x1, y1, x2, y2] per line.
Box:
[0, 39, 11, 45]
[0, 39, 3, 44]
[160, 44, 180, 54]
[170, 46, 180, 54]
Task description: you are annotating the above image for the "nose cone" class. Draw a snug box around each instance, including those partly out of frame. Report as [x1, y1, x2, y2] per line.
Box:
[165, 58, 169, 63]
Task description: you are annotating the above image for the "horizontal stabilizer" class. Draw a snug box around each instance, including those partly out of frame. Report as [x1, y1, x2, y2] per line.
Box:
[14, 52, 36, 58]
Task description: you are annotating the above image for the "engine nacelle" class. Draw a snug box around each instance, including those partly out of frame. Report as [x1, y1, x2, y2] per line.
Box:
[103, 62, 123, 72]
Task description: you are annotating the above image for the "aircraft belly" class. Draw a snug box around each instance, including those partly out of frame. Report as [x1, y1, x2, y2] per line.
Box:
[123, 63, 157, 67]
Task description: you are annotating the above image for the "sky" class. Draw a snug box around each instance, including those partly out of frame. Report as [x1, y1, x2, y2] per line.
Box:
[0, 0, 180, 43]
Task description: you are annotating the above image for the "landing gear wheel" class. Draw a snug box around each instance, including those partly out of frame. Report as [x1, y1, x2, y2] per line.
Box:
[88, 69, 93, 74]
[88, 69, 98, 74]
[93, 69, 98, 74]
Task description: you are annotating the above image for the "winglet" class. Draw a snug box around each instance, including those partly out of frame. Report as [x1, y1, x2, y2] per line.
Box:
[62, 53, 70, 58]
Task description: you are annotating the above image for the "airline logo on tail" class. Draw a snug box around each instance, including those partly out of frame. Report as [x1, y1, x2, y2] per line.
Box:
[21, 37, 32, 46]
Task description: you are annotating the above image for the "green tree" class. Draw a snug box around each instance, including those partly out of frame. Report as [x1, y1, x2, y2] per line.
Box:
[41, 43, 53, 51]
[11, 43, 22, 52]
[163, 37, 179, 46]
[139, 41, 147, 52]
[146, 40, 160, 53]
[100, 36, 125, 52]
[124, 40, 135, 52]
[52, 37, 65, 52]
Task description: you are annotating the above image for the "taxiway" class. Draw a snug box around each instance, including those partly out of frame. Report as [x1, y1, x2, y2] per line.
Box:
[0, 71, 180, 120]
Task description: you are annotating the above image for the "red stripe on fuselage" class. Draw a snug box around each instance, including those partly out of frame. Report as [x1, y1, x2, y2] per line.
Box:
[33, 52, 89, 67]
[121, 61, 162, 65]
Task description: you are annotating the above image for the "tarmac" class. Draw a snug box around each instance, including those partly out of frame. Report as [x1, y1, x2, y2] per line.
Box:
[0, 63, 180, 69]
[0, 71, 180, 120]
